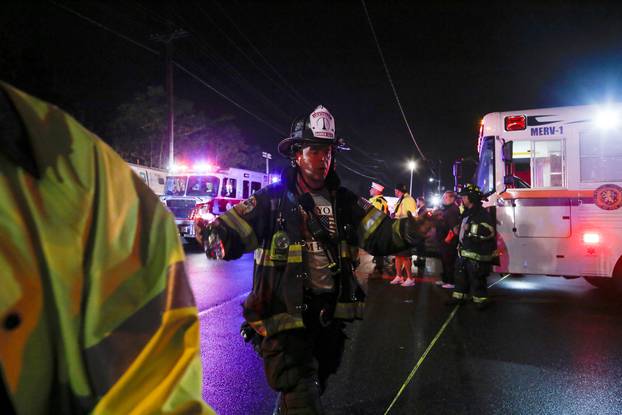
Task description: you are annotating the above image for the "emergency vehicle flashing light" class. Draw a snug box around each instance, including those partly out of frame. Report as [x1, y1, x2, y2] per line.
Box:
[169, 162, 218, 173]
[504, 115, 527, 131]
[192, 162, 217, 173]
[582, 232, 600, 245]
[169, 163, 188, 173]
[594, 108, 620, 130]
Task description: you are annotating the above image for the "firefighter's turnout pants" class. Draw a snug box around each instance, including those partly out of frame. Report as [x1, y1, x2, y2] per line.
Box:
[259, 293, 346, 415]
[452, 256, 492, 302]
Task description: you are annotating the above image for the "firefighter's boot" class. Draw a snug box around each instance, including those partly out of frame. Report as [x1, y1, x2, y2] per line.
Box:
[446, 291, 466, 306]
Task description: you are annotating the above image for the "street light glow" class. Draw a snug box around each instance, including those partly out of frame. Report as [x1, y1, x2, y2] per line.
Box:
[431, 194, 441, 206]
[407, 160, 416, 171]
[429, 177, 434, 182]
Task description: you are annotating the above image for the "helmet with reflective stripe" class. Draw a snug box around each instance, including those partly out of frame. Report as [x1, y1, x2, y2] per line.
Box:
[458, 183, 484, 201]
[278, 105, 349, 158]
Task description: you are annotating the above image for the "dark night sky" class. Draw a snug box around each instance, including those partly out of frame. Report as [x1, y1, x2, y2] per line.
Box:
[2, 0, 622, 194]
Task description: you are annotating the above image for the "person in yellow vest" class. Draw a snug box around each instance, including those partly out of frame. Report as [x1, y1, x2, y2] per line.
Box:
[368, 182, 389, 277]
[369, 182, 389, 214]
[0, 82, 214, 414]
[390, 184, 419, 287]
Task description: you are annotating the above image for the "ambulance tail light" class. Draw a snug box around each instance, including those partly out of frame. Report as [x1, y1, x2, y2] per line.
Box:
[583, 232, 600, 245]
[504, 115, 526, 131]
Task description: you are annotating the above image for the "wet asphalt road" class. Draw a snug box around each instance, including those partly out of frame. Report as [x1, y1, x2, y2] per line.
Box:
[187, 248, 622, 415]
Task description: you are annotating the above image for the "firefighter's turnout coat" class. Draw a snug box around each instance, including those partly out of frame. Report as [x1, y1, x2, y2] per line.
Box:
[458, 205, 497, 262]
[213, 173, 421, 338]
[0, 83, 213, 414]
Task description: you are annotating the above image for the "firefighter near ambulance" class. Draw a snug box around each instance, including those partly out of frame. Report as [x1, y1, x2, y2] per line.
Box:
[195, 105, 436, 414]
[447, 184, 497, 309]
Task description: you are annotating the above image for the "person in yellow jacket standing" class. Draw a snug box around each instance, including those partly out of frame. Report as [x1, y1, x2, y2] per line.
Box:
[0, 82, 214, 414]
[368, 182, 389, 277]
[390, 184, 419, 286]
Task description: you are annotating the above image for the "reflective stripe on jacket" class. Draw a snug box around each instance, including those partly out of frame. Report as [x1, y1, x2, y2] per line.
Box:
[0, 82, 214, 414]
[458, 205, 497, 263]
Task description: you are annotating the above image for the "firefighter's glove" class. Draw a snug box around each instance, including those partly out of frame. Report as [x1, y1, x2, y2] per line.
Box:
[201, 221, 228, 260]
[240, 322, 262, 354]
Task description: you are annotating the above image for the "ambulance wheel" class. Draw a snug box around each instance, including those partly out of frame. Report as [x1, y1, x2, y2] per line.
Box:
[583, 276, 613, 289]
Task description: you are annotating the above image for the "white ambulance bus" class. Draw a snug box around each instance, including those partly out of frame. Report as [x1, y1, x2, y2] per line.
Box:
[128, 163, 167, 195]
[459, 104, 622, 290]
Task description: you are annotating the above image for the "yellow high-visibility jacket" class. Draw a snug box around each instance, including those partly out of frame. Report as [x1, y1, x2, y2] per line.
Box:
[0, 82, 214, 414]
[369, 195, 389, 215]
[393, 193, 417, 219]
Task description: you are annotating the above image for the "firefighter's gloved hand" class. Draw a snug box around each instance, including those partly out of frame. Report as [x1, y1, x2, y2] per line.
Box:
[200, 221, 227, 260]
[240, 322, 262, 354]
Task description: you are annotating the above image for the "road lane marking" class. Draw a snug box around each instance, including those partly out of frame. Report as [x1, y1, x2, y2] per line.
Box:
[383, 273, 512, 414]
[488, 273, 511, 288]
[198, 291, 250, 316]
[383, 304, 460, 414]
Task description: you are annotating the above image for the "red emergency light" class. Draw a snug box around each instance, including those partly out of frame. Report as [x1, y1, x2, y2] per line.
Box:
[504, 115, 526, 131]
[583, 232, 600, 244]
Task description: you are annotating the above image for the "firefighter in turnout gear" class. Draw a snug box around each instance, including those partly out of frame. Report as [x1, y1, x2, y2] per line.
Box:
[196, 105, 436, 414]
[448, 184, 497, 310]
[0, 83, 213, 414]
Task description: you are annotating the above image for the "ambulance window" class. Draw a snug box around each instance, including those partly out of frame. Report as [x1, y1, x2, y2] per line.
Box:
[242, 180, 250, 199]
[251, 181, 262, 195]
[158, 177, 165, 185]
[580, 130, 622, 182]
[222, 178, 237, 198]
[475, 137, 495, 195]
[532, 140, 564, 188]
[512, 141, 531, 186]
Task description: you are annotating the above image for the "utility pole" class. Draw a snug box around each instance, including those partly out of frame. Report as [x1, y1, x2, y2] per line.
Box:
[437, 159, 442, 194]
[151, 28, 188, 169]
[262, 152, 272, 175]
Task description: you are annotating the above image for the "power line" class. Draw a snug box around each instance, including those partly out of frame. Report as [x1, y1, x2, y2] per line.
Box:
[360, 0, 428, 163]
[195, 2, 306, 110]
[165, 8, 294, 124]
[340, 153, 392, 184]
[339, 161, 380, 181]
[50, 1, 287, 136]
[210, 0, 311, 108]
[51, 1, 161, 55]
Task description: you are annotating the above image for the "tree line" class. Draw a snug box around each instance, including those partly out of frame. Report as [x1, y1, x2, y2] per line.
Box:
[107, 86, 264, 171]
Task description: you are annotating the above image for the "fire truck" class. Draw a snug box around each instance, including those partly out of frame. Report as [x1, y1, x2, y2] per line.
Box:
[455, 104, 622, 290]
[160, 163, 273, 241]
